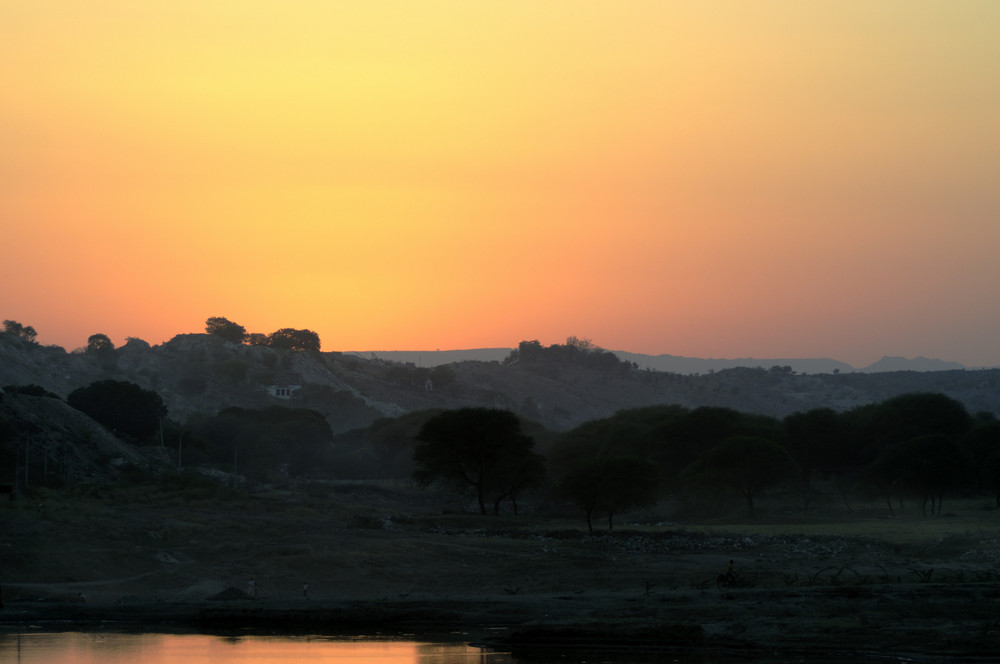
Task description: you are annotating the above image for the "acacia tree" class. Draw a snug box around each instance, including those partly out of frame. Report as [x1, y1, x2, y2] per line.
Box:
[205, 317, 247, 344]
[865, 392, 973, 457]
[267, 328, 321, 352]
[487, 446, 546, 515]
[905, 435, 970, 516]
[681, 436, 798, 517]
[413, 408, 542, 515]
[862, 434, 970, 516]
[558, 455, 659, 532]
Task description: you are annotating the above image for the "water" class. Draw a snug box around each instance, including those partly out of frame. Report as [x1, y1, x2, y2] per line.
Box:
[0, 631, 516, 664]
[0, 630, 895, 663]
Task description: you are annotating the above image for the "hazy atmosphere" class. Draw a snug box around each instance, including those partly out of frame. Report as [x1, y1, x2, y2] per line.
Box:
[3, 1, 999, 367]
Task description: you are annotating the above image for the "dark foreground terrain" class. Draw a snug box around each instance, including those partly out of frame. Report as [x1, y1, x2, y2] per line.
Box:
[3, 482, 1000, 661]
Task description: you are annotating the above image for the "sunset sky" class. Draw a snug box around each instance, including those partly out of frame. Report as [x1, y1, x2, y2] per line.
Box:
[3, 1, 999, 368]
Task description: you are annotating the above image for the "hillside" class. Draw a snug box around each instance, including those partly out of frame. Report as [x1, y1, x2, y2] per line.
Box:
[5, 333, 1000, 660]
[2, 333, 999, 438]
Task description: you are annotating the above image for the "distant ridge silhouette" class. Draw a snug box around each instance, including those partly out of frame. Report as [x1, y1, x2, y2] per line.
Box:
[347, 348, 978, 374]
[859, 356, 967, 373]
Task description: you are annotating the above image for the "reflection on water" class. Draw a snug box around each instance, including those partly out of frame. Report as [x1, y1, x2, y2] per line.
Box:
[0, 630, 884, 663]
[0, 632, 515, 664]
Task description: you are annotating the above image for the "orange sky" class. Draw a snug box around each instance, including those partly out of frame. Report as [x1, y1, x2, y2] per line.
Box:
[3, 1, 999, 367]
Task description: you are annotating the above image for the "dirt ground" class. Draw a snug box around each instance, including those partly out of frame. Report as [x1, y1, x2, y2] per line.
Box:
[3, 481, 1000, 661]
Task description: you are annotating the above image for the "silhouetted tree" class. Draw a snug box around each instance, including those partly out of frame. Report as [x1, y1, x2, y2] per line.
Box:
[985, 447, 1000, 508]
[205, 317, 247, 344]
[67, 380, 167, 442]
[504, 339, 544, 365]
[864, 393, 973, 456]
[86, 333, 115, 354]
[359, 410, 443, 478]
[188, 406, 334, 480]
[268, 328, 321, 352]
[2, 320, 37, 343]
[862, 434, 970, 516]
[962, 421, 1000, 501]
[428, 365, 457, 388]
[503, 338, 625, 373]
[413, 408, 542, 515]
[549, 404, 784, 498]
[681, 436, 798, 517]
[784, 408, 845, 513]
[558, 455, 659, 532]
[488, 446, 546, 515]
[905, 434, 970, 515]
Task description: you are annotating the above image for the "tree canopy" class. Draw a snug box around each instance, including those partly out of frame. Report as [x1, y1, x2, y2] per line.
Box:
[188, 405, 334, 480]
[205, 316, 247, 343]
[504, 338, 629, 373]
[558, 455, 659, 531]
[861, 434, 970, 516]
[267, 327, 321, 352]
[86, 333, 115, 354]
[863, 392, 973, 455]
[681, 436, 798, 517]
[2, 320, 37, 343]
[550, 404, 784, 495]
[67, 380, 167, 441]
[413, 408, 544, 515]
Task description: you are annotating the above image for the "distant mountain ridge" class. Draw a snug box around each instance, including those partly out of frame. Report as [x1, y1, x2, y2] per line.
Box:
[346, 348, 512, 367]
[348, 348, 978, 374]
[612, 352, 856, 375]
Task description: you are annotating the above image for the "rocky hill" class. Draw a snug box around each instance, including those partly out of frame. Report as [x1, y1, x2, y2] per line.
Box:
[2, 333, 999, 437]
[0, 390, 154, 482]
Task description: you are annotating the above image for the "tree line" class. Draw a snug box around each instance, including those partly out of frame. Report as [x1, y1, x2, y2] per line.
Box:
[0, 317, 321, 353]
[503, 337, 635, 374]
[205, 316, 321, 352]
[6, 374, 1000, 526]
[410, 394, 1000, 529]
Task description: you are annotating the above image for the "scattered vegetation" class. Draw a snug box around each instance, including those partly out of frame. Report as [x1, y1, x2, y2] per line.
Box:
[3, 321, 1000, 533]
[205, 315, 321, 351]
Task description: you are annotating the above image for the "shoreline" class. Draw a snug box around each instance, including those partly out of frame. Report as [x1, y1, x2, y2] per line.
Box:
[4, 584, 1000, 662]
[6, 488, 1000, 662]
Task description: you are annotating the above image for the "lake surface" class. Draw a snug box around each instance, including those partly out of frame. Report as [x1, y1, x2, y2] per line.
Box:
[0, 629, 895, 663]
[0, 632, 517, 664]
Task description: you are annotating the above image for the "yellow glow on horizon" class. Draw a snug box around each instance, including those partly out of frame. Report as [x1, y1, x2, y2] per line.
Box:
[3, 1, 1000, 366]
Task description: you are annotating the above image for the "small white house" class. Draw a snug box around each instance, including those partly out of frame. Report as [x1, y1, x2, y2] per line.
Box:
[260, 372, 302, 399]
[266, 385, 300, 399]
